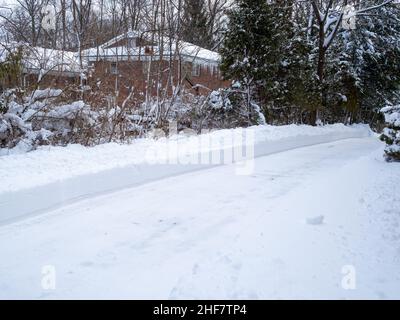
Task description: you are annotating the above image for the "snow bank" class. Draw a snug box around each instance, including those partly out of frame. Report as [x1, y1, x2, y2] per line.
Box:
[0, 124, 372, 223]
[0, 123, 370, 193]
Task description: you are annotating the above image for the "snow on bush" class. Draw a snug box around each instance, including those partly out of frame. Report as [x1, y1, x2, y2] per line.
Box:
[0, 89, 95, 152]
[208, 89, 232, 110]
[28, 89, 62, 102]
[201, 87, 265, 128]
[0, 85, 266, 155]
[121, 88, 265, 135]
[380, 105, 400, 162]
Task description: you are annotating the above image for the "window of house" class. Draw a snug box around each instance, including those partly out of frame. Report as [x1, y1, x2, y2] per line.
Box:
[110, 62, 118, 75]
[192, 64, 201, 77]
[144, 46, 153, 55]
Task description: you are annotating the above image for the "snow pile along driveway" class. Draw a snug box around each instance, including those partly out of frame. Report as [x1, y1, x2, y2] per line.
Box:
[0, 124, 371, 223]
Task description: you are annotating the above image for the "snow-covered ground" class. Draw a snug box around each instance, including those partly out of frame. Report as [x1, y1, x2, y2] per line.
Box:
[0, 124, 368, 193]
[0, 124, 370, 223]
[0, 125, 399, 299]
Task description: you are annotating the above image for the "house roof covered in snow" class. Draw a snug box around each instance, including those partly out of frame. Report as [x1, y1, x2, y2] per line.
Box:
[82, 30, 220, 66]
[0, 42, 82, 76]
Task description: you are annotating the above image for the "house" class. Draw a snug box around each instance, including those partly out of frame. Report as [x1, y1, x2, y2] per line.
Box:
[1, 31, 229, 103]
[22, 46, 83, 89]
[82, 30, 229, 104]
[0, 42, 82, 92]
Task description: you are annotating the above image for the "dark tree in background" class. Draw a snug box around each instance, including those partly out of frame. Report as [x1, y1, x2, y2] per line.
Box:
[220, 0, 400, 127]
[220, 0, 319, 124]
[323, 2, 400, 125]
[180, 0, 213, 49]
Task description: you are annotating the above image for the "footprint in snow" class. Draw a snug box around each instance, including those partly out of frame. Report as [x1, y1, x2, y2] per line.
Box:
[80, 261, 95, 267]
[192, 264, 199, 275]
[306, 215, 325, 226]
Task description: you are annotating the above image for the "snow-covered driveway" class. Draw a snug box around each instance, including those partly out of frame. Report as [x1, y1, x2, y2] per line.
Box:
[0, 137, 399, 299]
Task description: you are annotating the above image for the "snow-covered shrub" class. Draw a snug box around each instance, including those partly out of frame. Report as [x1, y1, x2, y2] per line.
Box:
[153, 88, 265, 132]
[122, 87, 265, 135]
[0, 88, 100, 152]
[0, 98, 54, 151]
[32, 100, 98, 145]
[1, 84, 267, 154]
[84, 91, 149, 142]
[380, 105, 400, 162]
[208, 89, 232, 110]
[28, 88, 63, 102]
[0, 90, 32, 149]
[203, 87, 265, 128]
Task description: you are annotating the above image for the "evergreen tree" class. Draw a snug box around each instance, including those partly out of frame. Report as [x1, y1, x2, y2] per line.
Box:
[220, 0, 277, 90]
[357, 4, 400, 119]
[220, 0, 317, 124]
[265, 19, 320, 124]
[180, 0, 213, 49]
[0, 47, 23, 97]
[220, 0, 400, 125]
[325, 2, 400, 125]
[381, 105, 400, 162]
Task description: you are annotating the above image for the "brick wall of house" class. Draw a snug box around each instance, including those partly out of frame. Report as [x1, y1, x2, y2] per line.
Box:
[88, 58, 230, 105]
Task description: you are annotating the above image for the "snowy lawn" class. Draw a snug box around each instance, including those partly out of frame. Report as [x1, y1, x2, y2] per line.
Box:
[0, 134, 399, 299]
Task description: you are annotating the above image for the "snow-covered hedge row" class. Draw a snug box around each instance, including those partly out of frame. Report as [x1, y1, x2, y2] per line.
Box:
[0, 88, 151, 153]
[0, 87, 265, 155]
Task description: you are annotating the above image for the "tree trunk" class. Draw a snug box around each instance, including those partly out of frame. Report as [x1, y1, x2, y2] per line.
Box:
[312, 23, 327, 126]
